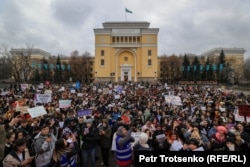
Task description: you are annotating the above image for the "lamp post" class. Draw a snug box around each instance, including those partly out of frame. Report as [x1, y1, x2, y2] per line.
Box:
[95, 71, 97, 80]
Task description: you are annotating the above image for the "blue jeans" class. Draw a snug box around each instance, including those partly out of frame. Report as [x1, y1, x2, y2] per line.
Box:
[82, 147, 96, 167]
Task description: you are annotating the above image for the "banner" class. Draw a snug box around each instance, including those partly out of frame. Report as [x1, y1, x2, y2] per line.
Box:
[20, 84, 29, 91]
[35, 94, 52, 104]
[77, 109, 92, 117]
[238, 105, 250, 117]
[135, 89, 144, 96]
[28, 106, 47, 118]
[164, 95, 182, 106]
[59, 100, 71, 108]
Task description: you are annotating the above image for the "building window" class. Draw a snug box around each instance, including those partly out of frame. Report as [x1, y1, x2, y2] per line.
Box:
[148, 50, 152, 56]
[148, 59, 152, 66]
[137, 37, 140, 42]
[101, 50, 104, 56]
[101, 59, 105, 66]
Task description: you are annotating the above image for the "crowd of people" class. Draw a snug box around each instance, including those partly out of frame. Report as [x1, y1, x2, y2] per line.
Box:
[0, 81, 250, 167]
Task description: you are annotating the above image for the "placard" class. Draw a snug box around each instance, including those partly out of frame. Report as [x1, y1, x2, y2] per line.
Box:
[103, 88, 109, 94]
[77, 109, 92, 117]
[28, 106, 47, 118]
[35, 94, 52, 104]
[238, 105, 250, 117]
[59, 100, 71, 108]
[135, 89, 144, 96]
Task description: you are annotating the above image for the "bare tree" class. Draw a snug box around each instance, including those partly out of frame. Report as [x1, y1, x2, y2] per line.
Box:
[69, 50, 93, 83]
[10, 47, 33, 83]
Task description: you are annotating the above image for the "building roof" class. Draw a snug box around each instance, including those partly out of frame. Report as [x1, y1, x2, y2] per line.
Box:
[10, 48, 51, 58]
[201, 47, 246, 56]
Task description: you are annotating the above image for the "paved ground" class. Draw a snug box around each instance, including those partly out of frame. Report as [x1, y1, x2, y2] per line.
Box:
[78, 146, 116, 167]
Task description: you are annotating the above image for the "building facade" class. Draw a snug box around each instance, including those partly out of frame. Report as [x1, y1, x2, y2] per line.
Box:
[94, 21, 159, 82]
[201, 47, 245, 81]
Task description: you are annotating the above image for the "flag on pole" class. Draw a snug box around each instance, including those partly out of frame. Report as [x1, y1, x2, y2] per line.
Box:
[125, 8, 132, 14]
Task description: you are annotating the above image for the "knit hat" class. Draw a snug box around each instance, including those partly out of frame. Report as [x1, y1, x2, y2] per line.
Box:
[139, 133, 149, 148]
[62, 127, 72, 136]
[85, 119, 93, 124]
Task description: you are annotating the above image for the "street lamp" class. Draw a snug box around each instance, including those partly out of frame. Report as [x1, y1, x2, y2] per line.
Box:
[95, 71, 97, 80]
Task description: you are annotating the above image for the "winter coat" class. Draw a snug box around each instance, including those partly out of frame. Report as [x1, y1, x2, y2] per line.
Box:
[2, 148, 31, 167]
[34, 132, 57, 167]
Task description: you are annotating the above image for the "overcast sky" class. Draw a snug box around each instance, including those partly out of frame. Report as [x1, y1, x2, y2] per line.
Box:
[0, 0, 249, 59]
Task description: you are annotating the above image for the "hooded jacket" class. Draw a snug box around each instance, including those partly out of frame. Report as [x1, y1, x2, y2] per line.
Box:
[34, 132, 56, 167]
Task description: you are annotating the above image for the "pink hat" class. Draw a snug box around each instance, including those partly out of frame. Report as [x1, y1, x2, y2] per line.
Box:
[217, 126, 227, 134]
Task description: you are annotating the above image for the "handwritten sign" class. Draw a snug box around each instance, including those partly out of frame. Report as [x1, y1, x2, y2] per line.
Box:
[35, 94, 52, 104]
[28, 106, 47, 118]
[59, 100, 71, 108]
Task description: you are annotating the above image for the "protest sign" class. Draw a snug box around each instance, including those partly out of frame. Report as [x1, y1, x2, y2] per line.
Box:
[28, 106, 47, 118]
[77, 109, 92, 117]
[59, 100, 71, 108]
[238, 105, 250, 117]
[35, 94, 52, 104]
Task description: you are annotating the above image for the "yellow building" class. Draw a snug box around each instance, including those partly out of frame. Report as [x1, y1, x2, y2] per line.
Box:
[94, 21, 159, 82]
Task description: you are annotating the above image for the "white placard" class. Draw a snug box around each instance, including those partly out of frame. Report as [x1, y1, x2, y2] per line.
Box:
[77, 93, 83, 97]
[35, 94, 52, 104]
[70, 89, 76, 93]
[246, 117, 250, 123]
[44, 90, 52, 94]
[59, 100, 72, 108]
[20, 84, 29, 91]
[201, 106, 206, 111]
[28, 106, 47, 118]
[114, 95, 120, 99]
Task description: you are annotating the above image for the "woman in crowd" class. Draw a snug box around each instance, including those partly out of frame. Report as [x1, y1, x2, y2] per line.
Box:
[3, 138, 33, 167]
[51, 138, 79, 167]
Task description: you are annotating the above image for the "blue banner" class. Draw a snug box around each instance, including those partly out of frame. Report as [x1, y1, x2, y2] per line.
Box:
[219, 64, 224, 70]
[50, 64, 54, 69]
[193, 65, 197, 71]
[56, 65, 60, 69]
[61, 65, 65, 70]
[212, 64, 217, 71]
[77, 109, 92, 117]
[206, 65, 210, 71]
[31, 63, 36, 68]
[75, 81, 81, 89]
[67, 65, 71, 70]
[44, 64, 48, 69]
[187, 66, 190, 71]
[200, 65, 203, 71]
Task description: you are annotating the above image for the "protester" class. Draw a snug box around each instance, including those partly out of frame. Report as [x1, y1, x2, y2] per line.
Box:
[2, 138, 33, 167]
[34, 124, 57, 167]
[81, 119, 100, 167]
[51, 138, 79, 167]
[115, 126, 134, 167]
